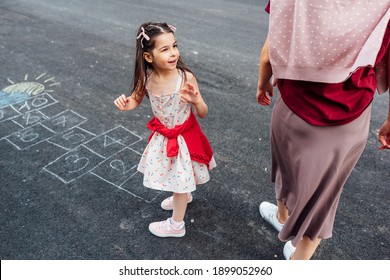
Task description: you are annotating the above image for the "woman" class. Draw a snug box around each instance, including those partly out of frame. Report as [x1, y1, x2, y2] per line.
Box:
[257, 0, 390, 260]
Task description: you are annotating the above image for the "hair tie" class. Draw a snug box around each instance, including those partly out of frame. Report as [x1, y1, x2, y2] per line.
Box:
[136, 27, 150, 48]
[168, 24, 177, 32]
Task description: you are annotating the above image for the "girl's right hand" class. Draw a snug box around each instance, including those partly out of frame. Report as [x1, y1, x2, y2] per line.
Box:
[114, 94, 130, 111]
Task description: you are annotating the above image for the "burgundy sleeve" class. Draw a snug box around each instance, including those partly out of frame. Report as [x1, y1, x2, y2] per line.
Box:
[265, 0, 270, 14]
[375, 21, 390, 65]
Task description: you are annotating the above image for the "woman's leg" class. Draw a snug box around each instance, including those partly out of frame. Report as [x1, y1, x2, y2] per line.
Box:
[291, 236, 322, 260]
[277, 200, 289, 224]
[277, 201, 321, 260]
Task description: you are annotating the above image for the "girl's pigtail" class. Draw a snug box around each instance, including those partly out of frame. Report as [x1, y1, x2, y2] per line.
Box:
[132, 46, 147, 102]
[131, 23, 151, 102]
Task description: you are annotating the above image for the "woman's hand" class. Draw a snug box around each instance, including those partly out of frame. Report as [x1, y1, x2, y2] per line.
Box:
[378, 119, 390, 150]
[256, 81, 274, 106]
[257, 35, 274, 106]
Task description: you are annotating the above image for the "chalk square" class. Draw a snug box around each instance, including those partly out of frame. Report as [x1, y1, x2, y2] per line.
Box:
[120, 171, 163, 203]
[38, 102, 68, 118]
[11, 110, 48, 128]
[128, 138, 147, 154]
[90, 147, 140, 186]
[0, 106, 20, 122]
[6, 123, 56, 150]
[47, 127, 96, 150]
[0, 119, 24, 139]
[84, 126, 141, 158]
[40, 110, 87, 133]
[12, 93, 57, 114]
[43, 145, 104, 183]
[105, 126, 142, 146]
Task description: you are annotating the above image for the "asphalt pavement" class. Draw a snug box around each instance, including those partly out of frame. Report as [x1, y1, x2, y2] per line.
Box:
[0, 0, 389, 260]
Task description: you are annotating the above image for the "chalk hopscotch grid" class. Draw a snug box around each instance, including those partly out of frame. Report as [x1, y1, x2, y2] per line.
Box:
[39, 109, 87, 133]
[0, 106, 21, 123]
[1, 84, 155, 201]
[46, 126, 97, 151]
[11, 110, 50, 128]
[90, 148, 141, 180]
[43, 126, 141, 176]
[89, 138, 164, 203]
[11, 93, 57, 110]
[42, 144, 106, 184]
[43, 126, 159, 202]
[9, 93, 58, 114]
[0, 93, 56, 124]
[0, 93, 59, 140]
[0, 110, 49, 141]
[89, 146, 153, 202]
[4, 109, 87, 150]
[81, 125, 142, 158]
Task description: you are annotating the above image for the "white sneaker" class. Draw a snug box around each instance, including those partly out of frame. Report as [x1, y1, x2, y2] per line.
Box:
[259, 201, 284, 232]
[283, 241, 296, 260]
[160, 193, 193, 211]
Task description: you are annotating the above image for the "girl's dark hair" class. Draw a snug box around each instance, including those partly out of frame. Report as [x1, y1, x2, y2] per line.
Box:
[131, 22, 194, 102]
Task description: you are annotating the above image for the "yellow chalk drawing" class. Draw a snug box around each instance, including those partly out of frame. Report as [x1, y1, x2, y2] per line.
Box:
[2, 82, 45, 95]
[2, 73, 60, 95]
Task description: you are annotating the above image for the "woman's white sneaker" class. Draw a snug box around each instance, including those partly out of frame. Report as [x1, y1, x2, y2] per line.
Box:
[259, 201, 284, 232]
[283, 241, 296, 260]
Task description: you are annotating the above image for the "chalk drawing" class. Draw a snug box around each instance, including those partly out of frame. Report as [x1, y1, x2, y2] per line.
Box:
[1, 74, 158, 202]
[2, 82, 44, 95]
[65, 154, 90, 173]
[43, 145, 105, 183]
[47, 127, 96, 150]
[5, 123, 56, 150]
[11, 93, 58, 114]
[83, 126, 142, 158]
[40, 110, 87, 133]
[1, 73, 60, 108]
[90, 148, 139, 181]
[11, 110, 49, 128]
[5, 109, 87, 150]
[0, 106, 21, 123]
[0, 93, 56, 127]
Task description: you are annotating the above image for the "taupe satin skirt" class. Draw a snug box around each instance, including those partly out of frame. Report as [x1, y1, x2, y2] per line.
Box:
[270, 97, 371, 246]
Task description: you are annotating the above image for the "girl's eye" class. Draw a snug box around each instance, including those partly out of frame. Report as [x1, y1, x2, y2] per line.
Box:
[174, 44, 178, 48]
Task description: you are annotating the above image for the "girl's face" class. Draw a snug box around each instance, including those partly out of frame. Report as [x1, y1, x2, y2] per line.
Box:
[144, 32, 179, 72]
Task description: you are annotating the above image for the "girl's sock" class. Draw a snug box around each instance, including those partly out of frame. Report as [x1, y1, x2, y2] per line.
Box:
[170, 218, 185, 229]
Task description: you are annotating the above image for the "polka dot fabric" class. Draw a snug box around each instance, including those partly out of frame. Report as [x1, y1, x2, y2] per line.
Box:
[269, 0, 390, 83]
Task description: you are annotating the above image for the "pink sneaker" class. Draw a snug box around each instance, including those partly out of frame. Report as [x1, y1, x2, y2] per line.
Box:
[160, 193, 193, 211]
[148, 218, 185, 238]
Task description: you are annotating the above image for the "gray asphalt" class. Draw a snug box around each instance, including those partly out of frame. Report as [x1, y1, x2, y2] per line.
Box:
[0, 0, 389, 260]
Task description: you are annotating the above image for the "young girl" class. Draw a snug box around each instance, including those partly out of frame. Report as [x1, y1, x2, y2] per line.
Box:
[114, 22, 216, 238]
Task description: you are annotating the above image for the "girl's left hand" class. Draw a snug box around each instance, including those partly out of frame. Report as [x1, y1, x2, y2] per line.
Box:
[180, 82, 202, 105]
